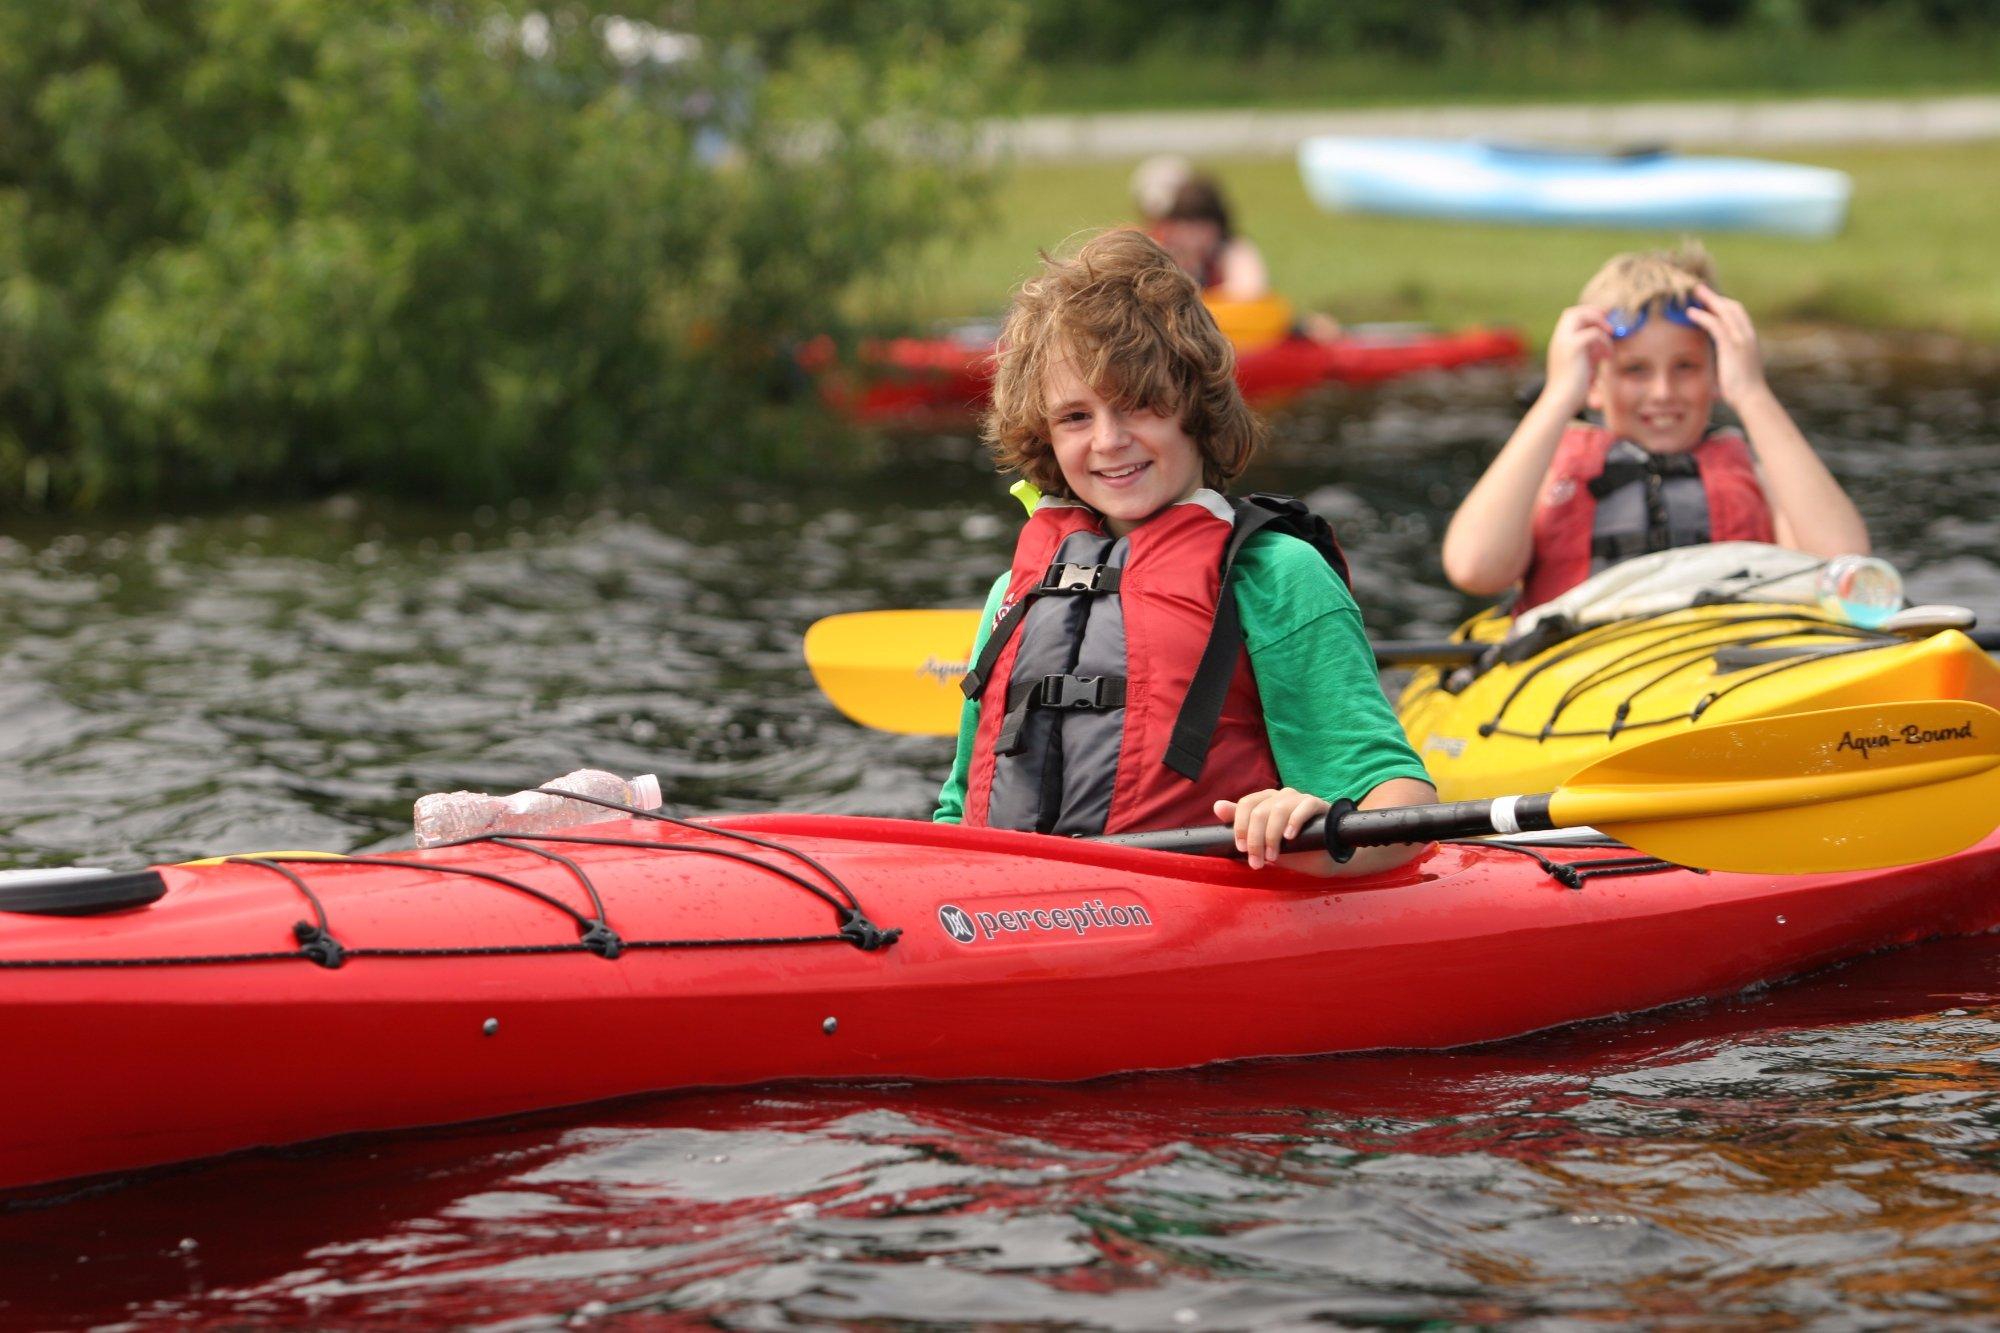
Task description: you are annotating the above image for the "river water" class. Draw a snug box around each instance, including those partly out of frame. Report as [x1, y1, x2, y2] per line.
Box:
[4, 333, 1999, 1328]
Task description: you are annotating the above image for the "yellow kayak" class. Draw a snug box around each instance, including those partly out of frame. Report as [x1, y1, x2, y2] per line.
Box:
[1399, 600, 2000, 801]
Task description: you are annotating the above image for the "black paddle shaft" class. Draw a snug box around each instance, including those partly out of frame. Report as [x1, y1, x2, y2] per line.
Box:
[1094, 795, 1556, 859]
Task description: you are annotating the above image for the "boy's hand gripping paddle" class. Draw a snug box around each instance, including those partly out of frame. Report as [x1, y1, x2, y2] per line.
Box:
[1097, 701, 2000, 876]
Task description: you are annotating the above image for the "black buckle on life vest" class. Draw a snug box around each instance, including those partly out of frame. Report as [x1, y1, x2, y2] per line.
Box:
[994, 673, 1128, 755]
[1040, 562, 1120, 594]
[1036, 673, 1125, 710]
[1591, 530, 1660, 563]
[1588, 450, 1700, 499]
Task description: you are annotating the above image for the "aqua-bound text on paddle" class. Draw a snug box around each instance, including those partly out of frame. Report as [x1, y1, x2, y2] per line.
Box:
[917, 656, 970, 685]
[1836, 720, 1976, 761]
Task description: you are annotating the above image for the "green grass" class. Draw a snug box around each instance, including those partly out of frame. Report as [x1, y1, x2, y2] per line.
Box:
[872, 140, 2000, 346]
[1024, 20, 2000, 112]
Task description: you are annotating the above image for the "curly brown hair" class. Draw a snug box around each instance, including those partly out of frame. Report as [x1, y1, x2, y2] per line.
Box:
[983, 229, 1263, 500]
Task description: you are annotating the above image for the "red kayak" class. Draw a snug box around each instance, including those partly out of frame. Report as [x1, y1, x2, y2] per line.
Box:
[802, 324, 1526, 428]
[4, 812, 1998, 1192]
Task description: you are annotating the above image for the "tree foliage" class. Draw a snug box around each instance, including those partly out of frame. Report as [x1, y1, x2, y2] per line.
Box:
[0, 1, 1016, 506]
[1017, 0, 2000, 60]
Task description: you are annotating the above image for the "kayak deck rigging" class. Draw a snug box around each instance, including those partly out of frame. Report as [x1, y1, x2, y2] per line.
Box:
[0, 814, 903, 972]
[0, 815, 1697, 972]
[1446, 837, 1697, 891]
[1397, 544, 2000, 804]
[1409, 605, 1913, 742]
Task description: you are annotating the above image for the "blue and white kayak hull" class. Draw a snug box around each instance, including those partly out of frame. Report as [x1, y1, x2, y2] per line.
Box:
[1297, 137, 1852, 237]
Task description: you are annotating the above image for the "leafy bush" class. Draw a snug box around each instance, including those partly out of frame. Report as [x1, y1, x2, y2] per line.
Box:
[1016, 0, 1999, 60]
[0, 1, 1016, 507]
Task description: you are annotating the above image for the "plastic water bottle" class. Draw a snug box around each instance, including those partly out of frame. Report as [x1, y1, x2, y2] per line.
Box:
[1816, 554, 1903, 630]
[413, 769, 664, 848]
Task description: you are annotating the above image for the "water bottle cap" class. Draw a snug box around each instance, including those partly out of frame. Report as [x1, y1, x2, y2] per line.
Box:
[630, 773, 663, 810]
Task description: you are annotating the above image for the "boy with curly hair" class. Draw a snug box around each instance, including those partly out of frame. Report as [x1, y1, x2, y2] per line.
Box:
[934, 229, 1433, 876]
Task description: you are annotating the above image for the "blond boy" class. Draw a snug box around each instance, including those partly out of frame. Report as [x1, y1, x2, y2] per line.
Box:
[1443, 244, 1868, 609]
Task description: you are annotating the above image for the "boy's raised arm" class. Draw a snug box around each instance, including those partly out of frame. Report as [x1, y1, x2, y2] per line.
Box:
[1686, 283, 1869, 558]
[1441, 305, 1611, 595]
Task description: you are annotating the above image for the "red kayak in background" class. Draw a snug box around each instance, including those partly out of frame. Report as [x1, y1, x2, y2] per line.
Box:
[4, 812, 1998, 1192]
[801, 314, 1526, 428]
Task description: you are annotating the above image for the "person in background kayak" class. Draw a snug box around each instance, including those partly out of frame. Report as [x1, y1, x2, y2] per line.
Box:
[1441, 244, 1869, 610]
[1152, 172, 1343, 342]
[933, 229, 1435, 876]
[1155, 175, 1271, 302]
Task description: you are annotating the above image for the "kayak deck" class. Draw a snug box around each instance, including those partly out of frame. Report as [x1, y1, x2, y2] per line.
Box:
[1400, 607, 2000, 800]
[5, 812, 1999, 1191]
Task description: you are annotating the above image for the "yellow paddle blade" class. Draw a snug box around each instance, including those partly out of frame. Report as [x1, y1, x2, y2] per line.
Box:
[1550, 700, 2000, 873]
[803, 609, 982, 736]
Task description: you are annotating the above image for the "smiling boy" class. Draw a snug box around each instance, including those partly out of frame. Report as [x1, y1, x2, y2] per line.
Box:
[932, 230, 1434, 875]
[1441, 244, 1869, 610]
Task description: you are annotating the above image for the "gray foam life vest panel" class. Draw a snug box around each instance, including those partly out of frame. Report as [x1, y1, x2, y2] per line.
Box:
[1589, 439, 1711, 570]
[986, 530, 1131, 836]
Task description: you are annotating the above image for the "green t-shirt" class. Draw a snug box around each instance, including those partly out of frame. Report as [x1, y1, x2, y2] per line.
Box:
[933, 528, 1431, 822]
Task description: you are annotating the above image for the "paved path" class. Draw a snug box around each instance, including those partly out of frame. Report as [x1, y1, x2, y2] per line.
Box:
[987, 95, 2000, 159]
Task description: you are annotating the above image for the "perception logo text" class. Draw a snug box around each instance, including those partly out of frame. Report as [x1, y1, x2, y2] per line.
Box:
[936, 897, 1153, 944]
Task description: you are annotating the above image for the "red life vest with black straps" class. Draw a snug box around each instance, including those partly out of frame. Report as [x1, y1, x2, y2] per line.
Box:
[1519, 424, 1774, 611]
[959, 491, 1341, 837]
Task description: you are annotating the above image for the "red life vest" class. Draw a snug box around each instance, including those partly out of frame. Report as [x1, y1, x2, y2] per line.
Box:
[960, 493, 1286, 837]
[1143, 222, 1225, 290]
[1191, 248, 1225, 291]
[1519, 424, 1774, 611]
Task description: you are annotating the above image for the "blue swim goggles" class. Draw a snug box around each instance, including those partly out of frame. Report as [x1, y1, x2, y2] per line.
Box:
[1606, 295, 1702, 340]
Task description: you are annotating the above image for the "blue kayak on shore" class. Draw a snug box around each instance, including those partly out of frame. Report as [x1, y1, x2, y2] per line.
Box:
[1298, 137, 1851, 237]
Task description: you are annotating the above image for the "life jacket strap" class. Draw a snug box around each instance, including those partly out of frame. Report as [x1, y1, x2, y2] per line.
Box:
[960, 595, 1032, 699]
[1586, 449, 1699, 499]
[962, 561, 1122, 699]
[1587, 444, 1711, 568]
[1166, 495, 1350, 781]
[1592, 530, 1668, 564]
[1040, 562, 1122, 594]
[994, 673, 1129, 755]
[1034, 672, 1126, 710]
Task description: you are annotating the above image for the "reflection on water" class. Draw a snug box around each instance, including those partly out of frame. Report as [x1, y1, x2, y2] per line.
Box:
[2, 335, 1999, 1328]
